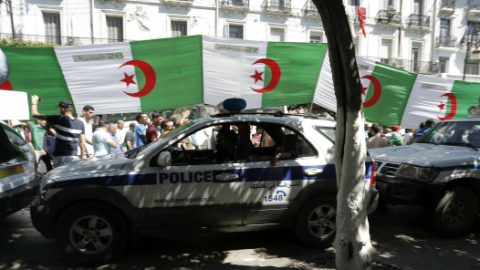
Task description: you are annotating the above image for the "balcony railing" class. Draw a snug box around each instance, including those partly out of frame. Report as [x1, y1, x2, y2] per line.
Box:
[364, 57, 438, 74]
[163, 0, 194, 7]
[376, 10, 402, 27]
[0, 33, 128, 46]
[221, 0, 249, 11]
[303, 0, 319, 19]
[407, 14, 431, 31]
[436, 36, 456, 47]
[264, 0, 291, 15]
[439, 0, 455, 16]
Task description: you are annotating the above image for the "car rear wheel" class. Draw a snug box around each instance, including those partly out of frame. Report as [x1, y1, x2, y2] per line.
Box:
[294, 196, 336, 247]
[432, 187, 479, 237]
[55, 202, 128, 264]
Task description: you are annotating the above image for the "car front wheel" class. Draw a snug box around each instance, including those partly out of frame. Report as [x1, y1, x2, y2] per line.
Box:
[55, 202, 128, 264]
[432, 187, 479, 237]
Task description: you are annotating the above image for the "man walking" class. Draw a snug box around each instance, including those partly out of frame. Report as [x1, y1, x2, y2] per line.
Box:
[146, 112, 164, 144]
[31, 95, 86, 167]
[134, 113, 149, 148]
[78, 105, 95, 158]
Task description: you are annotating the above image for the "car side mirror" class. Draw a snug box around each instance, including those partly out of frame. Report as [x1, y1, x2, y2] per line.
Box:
[157, 151, 172, 167]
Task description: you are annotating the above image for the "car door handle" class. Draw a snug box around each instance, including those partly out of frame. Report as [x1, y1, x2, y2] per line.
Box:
[215, 173, 239, 182]
[304, 168, 323, 176]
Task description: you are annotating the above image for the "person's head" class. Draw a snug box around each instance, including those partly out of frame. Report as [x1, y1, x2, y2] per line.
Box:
[82, 105, 95, 120]
[405, 128, 412, 133]
[136, 113, 148, 125]
[108, 123, 117, 134]
[419, 122, 425, 129]
[151, 112, 164, 126]
[170, 114, 183, 127]
[97, 119, 108, 129]
[117, 120, 124, 129]
[58, 100, 74, 115]
[469, 105, 477, 115]
[129, 122, 136, 131]
[425, 119, 435, 128]
[36, 119, 47, 127]
[371, 124, 383, 135]
[161, 120, 174, 131]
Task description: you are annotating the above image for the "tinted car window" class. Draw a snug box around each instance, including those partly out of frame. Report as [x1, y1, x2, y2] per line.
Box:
[314, 126, 335, 141]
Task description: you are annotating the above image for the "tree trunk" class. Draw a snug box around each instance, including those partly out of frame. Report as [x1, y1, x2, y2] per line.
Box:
[311, 1, 373, 269]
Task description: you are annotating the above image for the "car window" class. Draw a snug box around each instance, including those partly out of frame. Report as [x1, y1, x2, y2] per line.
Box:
[314, 126, 335, 142]
[3, 126, 27, 147]
[416, 120, 480, 148]
[162, 121, 317, 166]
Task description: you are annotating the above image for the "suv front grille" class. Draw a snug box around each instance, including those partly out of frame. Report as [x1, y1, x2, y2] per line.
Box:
[379, 163, 400, 177]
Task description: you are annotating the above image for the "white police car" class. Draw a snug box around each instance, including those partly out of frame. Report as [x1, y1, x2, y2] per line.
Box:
[0, 121, 38, 217]
[31, 111, 377, 264]
[370, 118, 480, 237]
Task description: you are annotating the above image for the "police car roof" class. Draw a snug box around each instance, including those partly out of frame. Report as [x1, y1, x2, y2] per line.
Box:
[204, 112, 335, 127]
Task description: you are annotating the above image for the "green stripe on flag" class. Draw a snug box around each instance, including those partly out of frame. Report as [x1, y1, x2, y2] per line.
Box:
[262, 42, 327, 108]
[1, 47, 72, 116]
[450, 80, 479, 119]
[364, 62, 417, 126]
[130, 35, 203, 111]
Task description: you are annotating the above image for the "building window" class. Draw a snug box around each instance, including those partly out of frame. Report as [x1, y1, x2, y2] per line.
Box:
[270, 28, 285, 42]
[440, 19, 450, 37]
[171, 20, 187, 37]
[466, 61, 479, 75]
[309, 31, 323, 43]
[411, 42, 422, 73]
[106, 16, 123, 42]
[43, 12, 61, 45]
[228, 24, 244, 39]
[439, 57, 448, 73]
[380, 39, 393, 63]
[414, 0, 424, 15]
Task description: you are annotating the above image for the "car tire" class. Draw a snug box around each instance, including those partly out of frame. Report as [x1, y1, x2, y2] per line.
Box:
[54, 202, 128, 265]
[294, 196, 336, 248]
[432, 187, 479, 237]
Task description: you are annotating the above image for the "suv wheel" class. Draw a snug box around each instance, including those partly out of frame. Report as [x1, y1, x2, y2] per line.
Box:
[294, 196, 336, 247]
[55, 202, 128, 264]
[433, 187, 479, 237]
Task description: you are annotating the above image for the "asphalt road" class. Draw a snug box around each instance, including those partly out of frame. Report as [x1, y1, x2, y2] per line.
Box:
[0, 205, 479, 270]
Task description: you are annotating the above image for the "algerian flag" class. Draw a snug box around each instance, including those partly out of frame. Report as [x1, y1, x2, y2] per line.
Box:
[0, 47, 72, 116]
[203, 36, 327, 109]
[55, 35, 203, 114]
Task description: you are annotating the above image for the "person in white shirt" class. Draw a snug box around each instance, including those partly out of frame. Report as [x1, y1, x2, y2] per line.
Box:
[78, 105, 95, 158]
[116, 120, 127, 152]
[92, 120, 117, 156]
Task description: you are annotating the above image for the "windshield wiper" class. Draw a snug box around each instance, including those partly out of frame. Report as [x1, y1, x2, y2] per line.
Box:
[443, 142, 478, 151]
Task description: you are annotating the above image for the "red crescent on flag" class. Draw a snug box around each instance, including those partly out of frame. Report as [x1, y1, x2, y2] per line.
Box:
[361, 75, 382, 107]
[438, 93, 457, 121]
[251, 58, 281, 93]
[119, 60, 156, 98]
[0, 80, 13, 90]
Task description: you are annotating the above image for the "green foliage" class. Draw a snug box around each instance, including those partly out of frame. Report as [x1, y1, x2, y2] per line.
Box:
[0, 38, 53, 48]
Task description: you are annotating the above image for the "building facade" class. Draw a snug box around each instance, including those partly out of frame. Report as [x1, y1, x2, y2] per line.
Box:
[0, 0, 479, 81]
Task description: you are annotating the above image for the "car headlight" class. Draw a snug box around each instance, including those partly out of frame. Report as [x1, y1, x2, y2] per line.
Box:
[396, 164, 438, 182]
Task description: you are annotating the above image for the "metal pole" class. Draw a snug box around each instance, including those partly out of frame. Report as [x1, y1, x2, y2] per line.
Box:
[215, 0, 219, 36]
[7, 0, 15, 39]
[90, 0, 94, 44]
[430, 0, 437, 66]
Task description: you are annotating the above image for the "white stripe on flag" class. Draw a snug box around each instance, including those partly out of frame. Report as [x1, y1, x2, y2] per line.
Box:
[55, 43, 140, 114]
[313, 53, 336, 112]
[203, 36, 267, 109]
[400, 75, 454, 128]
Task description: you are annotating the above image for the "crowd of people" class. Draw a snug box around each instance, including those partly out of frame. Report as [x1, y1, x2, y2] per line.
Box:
[365, 119, 435, 149]
[3, 96, 194, 173]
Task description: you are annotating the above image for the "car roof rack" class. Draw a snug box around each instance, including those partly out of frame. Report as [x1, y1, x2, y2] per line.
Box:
[210, 111, 327, 119]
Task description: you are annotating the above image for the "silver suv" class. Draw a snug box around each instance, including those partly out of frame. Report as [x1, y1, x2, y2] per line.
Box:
[31, 113, 377, 264]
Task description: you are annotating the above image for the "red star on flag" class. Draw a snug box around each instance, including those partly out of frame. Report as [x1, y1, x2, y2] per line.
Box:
[361, 85, 367, 95]
[121, 72, 136, 87]
[438, 102, 446, 111]
[250, 70, 264, 84]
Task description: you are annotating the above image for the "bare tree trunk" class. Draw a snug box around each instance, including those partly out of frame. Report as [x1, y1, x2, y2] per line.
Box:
[312, 1, 373, 269]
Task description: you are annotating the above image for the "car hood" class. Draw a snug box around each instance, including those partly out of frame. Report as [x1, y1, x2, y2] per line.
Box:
[369, 143, 479, 167]
[45, 153, 129, 181]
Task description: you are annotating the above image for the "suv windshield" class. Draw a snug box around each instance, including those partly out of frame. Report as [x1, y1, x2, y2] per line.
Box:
[416, 120, 480, 148]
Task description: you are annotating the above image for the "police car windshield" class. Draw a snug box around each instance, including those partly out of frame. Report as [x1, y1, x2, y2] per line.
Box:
[125, 121, 195, 159]
[415, 121, 480, 148]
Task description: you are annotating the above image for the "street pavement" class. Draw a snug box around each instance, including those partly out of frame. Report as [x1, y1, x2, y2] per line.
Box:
[0, 205, 479, 270]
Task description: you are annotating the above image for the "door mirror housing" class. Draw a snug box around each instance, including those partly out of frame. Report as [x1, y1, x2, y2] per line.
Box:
[157, 151, 172, 167]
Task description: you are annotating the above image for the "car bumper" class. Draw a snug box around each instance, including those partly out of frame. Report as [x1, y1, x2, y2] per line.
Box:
[30, 195, 55, 239]
[0, 176, 41, 217]
[376, 176, 444, 205]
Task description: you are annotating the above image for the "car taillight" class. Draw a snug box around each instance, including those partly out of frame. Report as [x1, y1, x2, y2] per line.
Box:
[370, 161, 376, 185]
